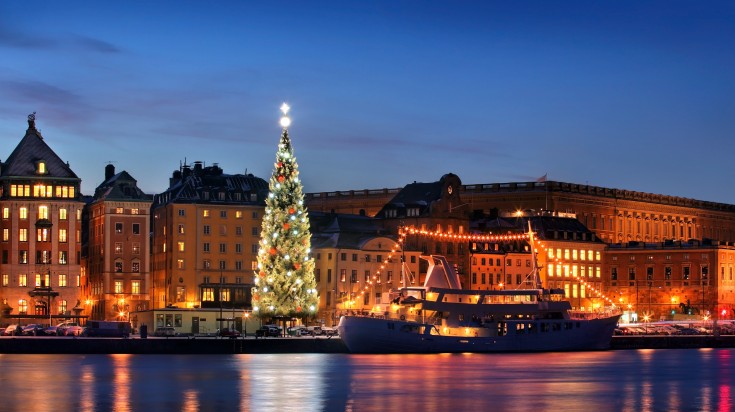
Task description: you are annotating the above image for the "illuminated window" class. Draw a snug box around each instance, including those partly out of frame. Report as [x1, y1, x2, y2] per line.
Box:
[132, 281, 140, 294]
[2, 208, 8, 219]
[115, 261, 123, 273]
[19, 228, 28, 242]
[58, 251, 67, 265]
[33, 184, 52, 197]
[132, 243, 140, 254]
[2, 229, 8, 242]
[595, 251, 601, 261]
[202, 288, 214, 301]
[58, 274, 67, 287]
[37, 228, 50, 242]
[18, 251, 28, 264]
[178, 242, 185, 252]
[131, 208, 139, 215]
[177, 259, 184, 269]
[115, 242, 123, 254]
[1, 274, 6, 286]
[35, 273, 50, 287]
[236, 211, 243, 219]
[19, 274, 27, 286]
[116, 208, 124, 214]
[220, 288, 231, 302]
[59, 208, 67, 220]
[58, 229, 67, 243]
[114, 280, 123, 293]
[37, 161, 46, 174]
[20, 207, 28, 219]
[18, 299, 28, 314]
[132, 261, 140, 273]
[58, 300, 67, 314]
[76, 209, 81, 220]
[178, 224, 185, 234]
[203, 209, 210, 218]
[38, 205, 49, 219]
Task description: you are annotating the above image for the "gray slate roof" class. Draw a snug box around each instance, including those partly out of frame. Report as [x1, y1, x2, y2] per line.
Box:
[1, 117, 79, 180]
[92, 171, 152, 203]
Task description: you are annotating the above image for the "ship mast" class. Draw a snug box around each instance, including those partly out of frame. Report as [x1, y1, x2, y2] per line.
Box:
[527, 220, 543, 290]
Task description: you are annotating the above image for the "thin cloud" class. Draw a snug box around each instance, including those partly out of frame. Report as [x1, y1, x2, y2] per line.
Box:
[0, 26, 57, 49]
[71, 34, 121, 54]
[0, 80, 82, 105]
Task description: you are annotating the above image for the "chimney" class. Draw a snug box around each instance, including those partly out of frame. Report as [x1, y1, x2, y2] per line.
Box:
[194, 161, 203, 174]
[105, 164, 115, 180]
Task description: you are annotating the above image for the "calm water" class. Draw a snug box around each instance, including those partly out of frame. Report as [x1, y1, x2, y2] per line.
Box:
[0, 349, 732, 411]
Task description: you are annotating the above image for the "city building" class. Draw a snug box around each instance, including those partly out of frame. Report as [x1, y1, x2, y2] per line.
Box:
[150, 161, 268, 322]
[306, 177, 735, 244]
[310, 212, 421, 326]
[375, 173, 471, 282]
[0, 114, 84, 325]
[82, 164, 152, 325]
[605, 239, 735, 323]
[470, 213, 607, 311]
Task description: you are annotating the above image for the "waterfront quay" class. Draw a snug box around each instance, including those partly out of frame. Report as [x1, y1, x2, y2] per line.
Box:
[2, 335, 735, 354]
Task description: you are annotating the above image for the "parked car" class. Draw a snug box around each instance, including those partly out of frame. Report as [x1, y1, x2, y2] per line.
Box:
[64, 325, 85, 336]
[22, 324, 45, 336]
[306, 326, 323, 336]
[321, 326, 337, 336]
[44, 325, 61, 336]
[219, 328, 241, 338]
[287, 326, 307, 336]
[3, 325, 21, 336]
[255, 325, 281, 337]
[154, 327, 177, 337]
[57, 321, 79, 336]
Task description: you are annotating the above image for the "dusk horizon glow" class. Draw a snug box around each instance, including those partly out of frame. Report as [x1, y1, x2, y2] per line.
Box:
[1, 2, 733, 203]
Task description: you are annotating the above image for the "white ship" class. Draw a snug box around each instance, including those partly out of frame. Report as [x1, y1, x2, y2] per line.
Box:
[338, 253, 620, 354]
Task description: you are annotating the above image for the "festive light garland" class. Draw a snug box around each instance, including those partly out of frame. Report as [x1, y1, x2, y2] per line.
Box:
[398, 225, 618, 308]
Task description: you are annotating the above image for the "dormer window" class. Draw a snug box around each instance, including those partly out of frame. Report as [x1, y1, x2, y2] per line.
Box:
[36, 160, 47, 175]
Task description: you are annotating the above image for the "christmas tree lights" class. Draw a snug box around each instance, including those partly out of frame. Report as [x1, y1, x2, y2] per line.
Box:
[252, 103, 319, 318]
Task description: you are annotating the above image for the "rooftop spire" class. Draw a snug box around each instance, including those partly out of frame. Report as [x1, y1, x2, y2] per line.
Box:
[27, 112, 37, 130]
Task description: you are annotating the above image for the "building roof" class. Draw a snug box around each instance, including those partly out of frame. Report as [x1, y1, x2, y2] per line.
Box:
[92, 168, 153, 203]
[153, 162, 268, 207]
[309, 212, 395, 250]
[473, 214, 604, 244]
[376, 173, 462, 218]
[0, 114, 79, 180]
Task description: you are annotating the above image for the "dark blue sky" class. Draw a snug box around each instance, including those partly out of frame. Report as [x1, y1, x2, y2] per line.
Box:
[1, 1, 733, 203]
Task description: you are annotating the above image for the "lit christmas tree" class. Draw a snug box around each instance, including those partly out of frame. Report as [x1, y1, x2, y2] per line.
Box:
[252, 103, 319, 320]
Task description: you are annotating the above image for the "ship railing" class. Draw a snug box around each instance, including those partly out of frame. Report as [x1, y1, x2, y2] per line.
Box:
[568, 307, 621, 320]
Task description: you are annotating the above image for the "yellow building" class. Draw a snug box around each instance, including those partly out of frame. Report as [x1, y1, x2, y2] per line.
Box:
[151, 162, 268, 316]
[310, 213, 421, 326]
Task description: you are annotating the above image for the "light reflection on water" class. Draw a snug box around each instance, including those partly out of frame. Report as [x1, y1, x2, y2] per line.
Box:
[0, 349, 731, 411]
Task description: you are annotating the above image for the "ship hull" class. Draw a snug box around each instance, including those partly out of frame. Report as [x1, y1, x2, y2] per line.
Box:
[337, 315, 620, 354]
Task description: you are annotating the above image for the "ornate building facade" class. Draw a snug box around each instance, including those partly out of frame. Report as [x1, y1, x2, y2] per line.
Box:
[0, 114, 84, 325]
[306, 177, 735, 244]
